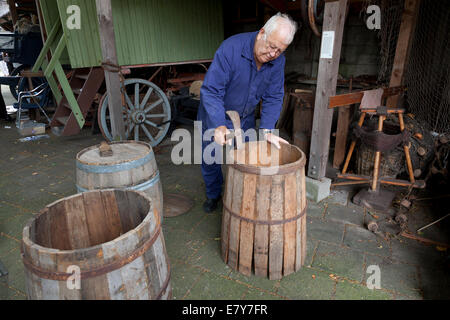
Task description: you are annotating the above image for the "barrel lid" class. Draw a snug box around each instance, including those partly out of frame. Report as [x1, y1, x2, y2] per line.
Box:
[76, 141, 152, 166]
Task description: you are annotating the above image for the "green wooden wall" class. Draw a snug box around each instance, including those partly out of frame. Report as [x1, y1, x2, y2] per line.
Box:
[38, 0, 71, 65]
[38, 0, 224, 68]
[57, 0, 103, 68]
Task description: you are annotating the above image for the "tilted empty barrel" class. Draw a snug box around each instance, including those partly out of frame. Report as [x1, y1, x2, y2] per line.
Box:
[21, 189, 171, 300]
[221, 141, 307, 280]
[75, 141, 163, 222]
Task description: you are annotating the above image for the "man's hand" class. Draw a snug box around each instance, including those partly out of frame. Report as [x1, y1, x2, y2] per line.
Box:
[214, 126, 232, 146]
[265, 132, 290, 149]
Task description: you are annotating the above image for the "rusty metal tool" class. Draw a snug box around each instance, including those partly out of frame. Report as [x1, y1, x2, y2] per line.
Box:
[226, 110, 243, 149]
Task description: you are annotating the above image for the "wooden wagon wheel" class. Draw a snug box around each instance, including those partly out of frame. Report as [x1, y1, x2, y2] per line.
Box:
[301, 0, 325, 37]
[98, 78, 171, 147]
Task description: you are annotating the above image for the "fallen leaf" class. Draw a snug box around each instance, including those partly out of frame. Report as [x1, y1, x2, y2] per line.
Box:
[32, 172, 38, 176]
[312, 275, 316, 280]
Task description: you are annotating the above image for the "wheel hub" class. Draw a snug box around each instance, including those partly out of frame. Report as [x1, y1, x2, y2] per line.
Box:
[132, 110, 146, 124]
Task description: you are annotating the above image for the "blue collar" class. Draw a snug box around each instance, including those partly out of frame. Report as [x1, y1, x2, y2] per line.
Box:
[242, 31, 274, 67]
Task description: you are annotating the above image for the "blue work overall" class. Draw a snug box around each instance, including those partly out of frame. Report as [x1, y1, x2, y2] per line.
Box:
[197, 31, 285, 200]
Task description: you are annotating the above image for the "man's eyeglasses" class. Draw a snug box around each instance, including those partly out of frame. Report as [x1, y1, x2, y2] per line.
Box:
[264, 37, 285, 55]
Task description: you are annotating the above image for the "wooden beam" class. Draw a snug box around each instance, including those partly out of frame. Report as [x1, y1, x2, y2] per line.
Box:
[287, 1, 302, 11]
[96, 0, 126, 141]
[259, 0, 286, 13]
[307, 0, 348, 180]
[386, 0, 421, 108]
[329, 86, 405, 108]
[7, 0, 18, 26]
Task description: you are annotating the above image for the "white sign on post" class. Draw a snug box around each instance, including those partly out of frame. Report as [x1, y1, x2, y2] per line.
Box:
[320, 31, 335, 59]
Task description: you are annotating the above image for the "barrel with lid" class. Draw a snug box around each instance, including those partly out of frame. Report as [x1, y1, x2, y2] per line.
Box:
[21, 189, 172, 300]
[221, 141, 307, 280]
[76, 141, 163, 221]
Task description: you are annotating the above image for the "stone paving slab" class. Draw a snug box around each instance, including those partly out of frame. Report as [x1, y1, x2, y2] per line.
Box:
[0, 249, 25, 296]
[277, 267, 335, 300]
[163, 226, 205, 263]
[307, 217, 345, 244]
[324, 203, 366, 227]
[363, 255, 422, 299]
[342, 224, 391, 257]
[390, 237, 446, 267]
[334, 280, 393, 300]
[0, 234, 20, 259]
[419, 265, 450, 300]
[162, 204, 208, 233]
[187, 239, 232, 277]
[183, 270, 249, 300]
[170, 261, 205, 300]
[0, 213, 34, 240]
[310, 241, 365, 282]
[243, 287, 286, 300]
[305, 201, 326, 219]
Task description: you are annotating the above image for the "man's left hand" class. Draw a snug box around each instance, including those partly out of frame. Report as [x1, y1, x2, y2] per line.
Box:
[265, 133, 290, 149]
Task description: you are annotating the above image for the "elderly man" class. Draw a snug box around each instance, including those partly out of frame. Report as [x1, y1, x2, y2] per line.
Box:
[197, 13, 298, 213]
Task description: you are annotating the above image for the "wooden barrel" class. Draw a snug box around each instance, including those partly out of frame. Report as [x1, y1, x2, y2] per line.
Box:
[221, 141, 307, 280]
[21, 189, 171, 300]
[75, 141, 163, 222]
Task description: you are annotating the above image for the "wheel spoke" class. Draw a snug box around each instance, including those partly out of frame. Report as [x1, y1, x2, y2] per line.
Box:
[135, 83, 140, 108]
[126, 122, 135, 140]
[144, 120, 159, 129]
[124, 92, 135, 110]
[143, 98, 163, 113]
[140, 87, 154, 109]
[146, 113, 166, 118]
[134, 125, 139, 141]
[141, 124, 156, 144]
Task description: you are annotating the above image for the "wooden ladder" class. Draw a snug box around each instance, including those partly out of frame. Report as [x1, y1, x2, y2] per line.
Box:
[50, 67, 104, 136]
[31, 21, 104, 136]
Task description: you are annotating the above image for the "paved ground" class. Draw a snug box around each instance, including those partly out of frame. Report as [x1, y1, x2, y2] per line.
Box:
[0, 116, 449, 300]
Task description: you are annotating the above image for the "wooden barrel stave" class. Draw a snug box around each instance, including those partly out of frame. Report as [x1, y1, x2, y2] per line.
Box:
[238, 173, 257, 276]
[269, 175, 284, 280]
[227, 169, 244, 270]
[254, 175, 271, 277]
[21, 189, 171, 300]
[283, 173, 297, 276]
[221, 142, 307, 280]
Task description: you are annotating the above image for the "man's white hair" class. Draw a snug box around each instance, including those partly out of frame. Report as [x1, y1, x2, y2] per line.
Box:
[262, 12, 298, 45]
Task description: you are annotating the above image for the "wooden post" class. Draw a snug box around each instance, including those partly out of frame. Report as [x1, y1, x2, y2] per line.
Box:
[386, 0, 421, 108]
[96, 0, 126, 140]
[307, 0, 348, 180]
[333, 77, 352, 168]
